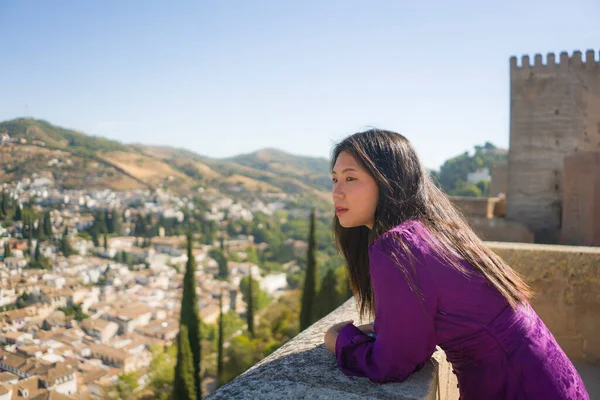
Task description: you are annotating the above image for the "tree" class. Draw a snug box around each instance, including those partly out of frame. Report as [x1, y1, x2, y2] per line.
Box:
[1, 191, 9, 219]
[134, 214, 146, 237]
[172, 325, 196, 400]
[60, 227, 73, 257]
[436, 143, 507, 195]
[246, 246, 259, 264]
[176, 233, 202, 400]
[316, 268, 341, 319]
[239, 275, 270, 312]
[223, 335, 256, 384]
[91, 230, 99, 247]
[103, 234, 108, 251]
[476, 180, 490, 196]
[209, 248, 228, 280]
[14, 205, 22, 221]
[247, 272, 254, 337]
[148, 344, 176, 399]
[34, 218, 42, 239]
[27, 237, 32, 258]
[33, 241, 41, 266]
[217, 291, 225, 387]
[111, 209, 122, 235]
[112, 372, 138, 400]
[450, 182, 482, 197]
[3, 242, 11, 259]
[43, 212, 53, 237]
[300, 208, 318, 331]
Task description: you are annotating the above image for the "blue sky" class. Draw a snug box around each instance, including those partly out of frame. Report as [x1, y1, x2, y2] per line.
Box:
[1, 1, 598, 169]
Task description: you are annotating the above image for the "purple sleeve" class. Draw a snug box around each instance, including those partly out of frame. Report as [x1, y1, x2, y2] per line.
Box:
[335, 232, 438, 383]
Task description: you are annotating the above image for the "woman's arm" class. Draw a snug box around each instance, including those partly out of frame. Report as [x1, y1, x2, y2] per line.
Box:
[334, 232, 438, 383]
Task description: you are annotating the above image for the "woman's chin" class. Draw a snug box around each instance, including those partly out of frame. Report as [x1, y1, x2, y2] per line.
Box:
[338, 218, 360, 229]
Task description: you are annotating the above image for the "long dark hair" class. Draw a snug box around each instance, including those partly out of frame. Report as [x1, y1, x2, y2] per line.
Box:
[331, 129, 531, 319]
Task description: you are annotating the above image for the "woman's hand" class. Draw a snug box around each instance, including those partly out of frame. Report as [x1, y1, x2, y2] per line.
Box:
[357, 323, 374, 336]
[324, 320, 354, 353]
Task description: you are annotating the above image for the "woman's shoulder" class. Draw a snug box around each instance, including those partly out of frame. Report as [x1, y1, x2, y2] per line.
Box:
[369, 219, 430, 255]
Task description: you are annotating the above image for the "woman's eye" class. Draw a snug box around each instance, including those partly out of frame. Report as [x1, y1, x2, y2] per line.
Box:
[346, 177, 356, 182]
[332, 178, 338, 183]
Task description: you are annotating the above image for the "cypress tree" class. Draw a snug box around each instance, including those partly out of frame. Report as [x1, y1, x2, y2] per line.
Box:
[34, 242, 42, 266]
[27, 237, 32, 258]
[217, 291, 224, 386]
[316, 268, 340, 319]
[1, 191, 9, 218]
[14, 205, 22, 221]
[300, 208, 318, 331]
[173, 325, 196, 400]
[247, 271, 254, 337]
[91, 230, 99, 247]
[4, 242, 11, 259]
[178, 232, 202, 400]
[105, 210, 113, 234]
[35, 218, 42, 239]
[61, 227, 73, 257]
[103, 234, 108, 251]
[43, 212, 52, 238]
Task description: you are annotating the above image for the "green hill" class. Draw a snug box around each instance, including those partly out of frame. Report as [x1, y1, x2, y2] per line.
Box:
[0, 118, 130, 154]
[0, 118, 332, 206]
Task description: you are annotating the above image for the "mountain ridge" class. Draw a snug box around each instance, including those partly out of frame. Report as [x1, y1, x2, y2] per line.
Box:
[0, 118, 332, 204]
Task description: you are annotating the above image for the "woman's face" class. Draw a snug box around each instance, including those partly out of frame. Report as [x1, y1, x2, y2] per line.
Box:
[332, 151, 379, 229]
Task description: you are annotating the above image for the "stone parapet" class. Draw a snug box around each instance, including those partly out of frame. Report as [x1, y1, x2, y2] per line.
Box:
[208, 298, 458, 399]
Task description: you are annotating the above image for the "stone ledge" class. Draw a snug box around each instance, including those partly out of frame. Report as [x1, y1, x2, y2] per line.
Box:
[208, 298, 457, 400]
[486, 241, 600, 254]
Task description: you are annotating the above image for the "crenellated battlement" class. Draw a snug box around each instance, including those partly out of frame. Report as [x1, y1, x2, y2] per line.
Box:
[510, 49, 599, 72]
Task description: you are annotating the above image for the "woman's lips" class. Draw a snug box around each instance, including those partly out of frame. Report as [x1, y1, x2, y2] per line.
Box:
[335, 208, 348, 216]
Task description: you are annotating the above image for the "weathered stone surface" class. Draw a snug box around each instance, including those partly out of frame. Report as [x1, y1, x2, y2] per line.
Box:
[561, 151, 600, 246]
[507, 51, 600, 240]
[208, 298, 457, 400]
[487, 241, 600, 364]
[490, 163, 508, 198]
[450, 196, 499, 219]
[468, 217, 534, 243]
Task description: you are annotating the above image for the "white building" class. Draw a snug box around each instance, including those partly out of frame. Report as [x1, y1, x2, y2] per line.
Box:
[259, 273, 288, 295]
[466, 168, 491, 184]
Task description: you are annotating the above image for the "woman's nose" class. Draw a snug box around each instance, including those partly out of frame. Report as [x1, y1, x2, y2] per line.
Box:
[332, 185, 344, 200]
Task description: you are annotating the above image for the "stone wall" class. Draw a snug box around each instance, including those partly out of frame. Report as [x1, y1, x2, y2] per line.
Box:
[561, 151, 600, 246]
[469, 217, 534, 243]
[450, 196, 498, 219]
[507, 50, 600, 241]
[208, 298, 459, 400]
[209, 242, 600, 399]
[488, 241, 600, 364]
[490, 162, 508, 197]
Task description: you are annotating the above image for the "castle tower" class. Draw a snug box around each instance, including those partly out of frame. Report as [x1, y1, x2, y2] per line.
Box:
[507, 49, 600, 242]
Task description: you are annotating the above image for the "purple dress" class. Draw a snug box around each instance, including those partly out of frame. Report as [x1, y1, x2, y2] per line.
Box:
[335, 220, 589, 399]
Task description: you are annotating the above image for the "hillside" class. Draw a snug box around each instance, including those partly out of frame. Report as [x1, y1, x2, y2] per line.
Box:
[0, 118, 332, 205]
[137, 145, 332, 203]
[0, 118, 507, 201]
[0, 118, 130, 154]
[224, 148, 331, 192]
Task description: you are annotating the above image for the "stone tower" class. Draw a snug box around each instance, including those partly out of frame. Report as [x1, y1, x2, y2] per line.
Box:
[507, 50, 600, 242]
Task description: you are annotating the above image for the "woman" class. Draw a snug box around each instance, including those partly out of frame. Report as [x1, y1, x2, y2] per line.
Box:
[323, 129, 589, 399]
